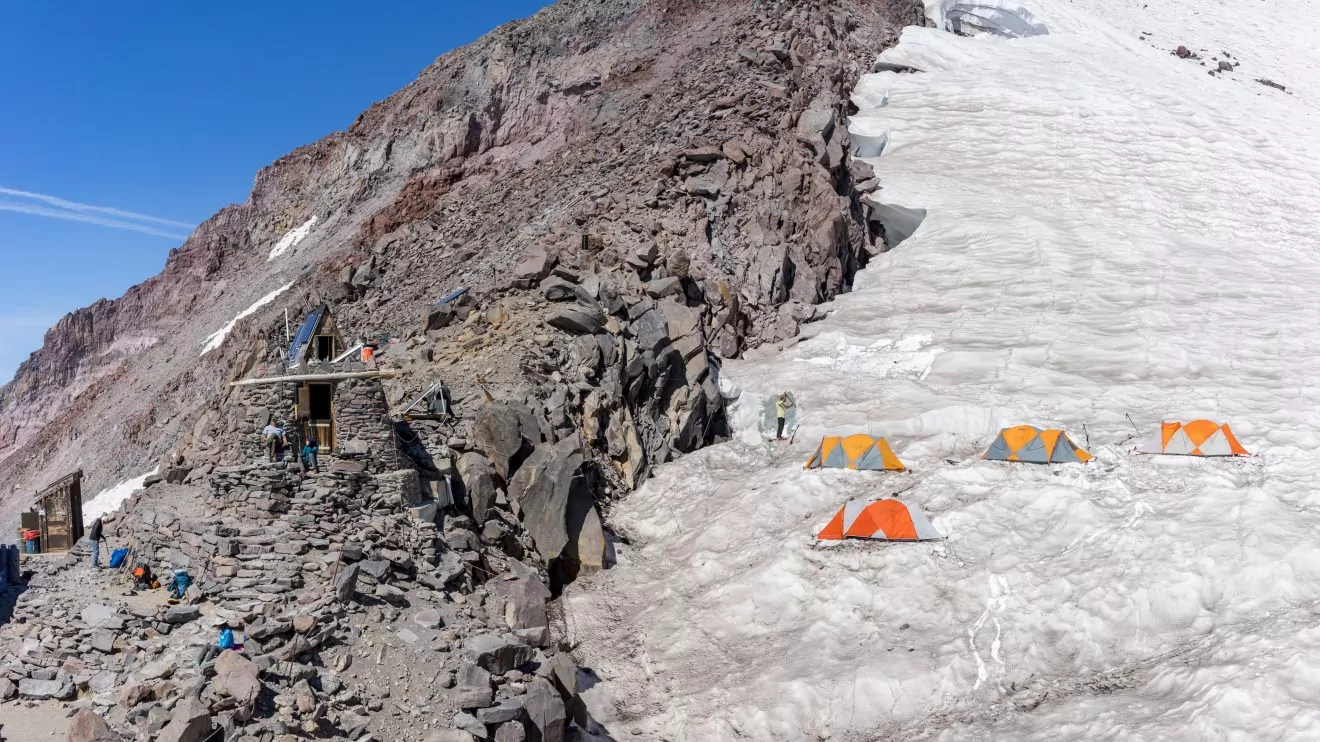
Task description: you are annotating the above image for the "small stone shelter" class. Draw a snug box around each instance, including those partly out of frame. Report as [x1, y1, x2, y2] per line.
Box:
[20, 469, 85, 553]
[233, 367, 399, 470]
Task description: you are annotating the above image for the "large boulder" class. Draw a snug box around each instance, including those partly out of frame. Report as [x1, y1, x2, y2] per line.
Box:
[513, 248, 557, 289]
[523, 677, 567, 742]
[465, 634, 536, 675]
[425, 305, 457, 332]
[455, 662, 493, 708]
[213, 650, 261, 707]
[456, 451, 500, 524]
[472, 401, 542, 480]
[333, 563, 360, 603]
[19, 677, 74, 700]
[81, 604, 120, 629]
[118, 682, 154, 709]
[156, 697, 212, 742]
[545, 303, 606, 334]
[488, 577, 551, 647]
[164, 605, 200, 624]
[67, 709, 118, 742]
[476, 699, 525, 725]
[507, 435, 607, 583]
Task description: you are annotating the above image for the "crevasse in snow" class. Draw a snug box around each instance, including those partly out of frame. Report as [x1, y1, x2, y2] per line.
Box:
[567, 1, 1320, 740]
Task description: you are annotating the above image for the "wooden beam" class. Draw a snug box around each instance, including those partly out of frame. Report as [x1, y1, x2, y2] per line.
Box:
[230, 370, 396, 387]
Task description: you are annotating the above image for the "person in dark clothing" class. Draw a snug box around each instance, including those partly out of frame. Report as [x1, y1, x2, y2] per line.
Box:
[298, 436, 320, 476]
[87, 517, 104, 568]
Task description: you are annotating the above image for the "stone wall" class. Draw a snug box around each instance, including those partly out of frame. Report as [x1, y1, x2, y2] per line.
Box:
[230, 374, 398, 471]
[332, 378, 400, 473]
[233, 383, 288, 463]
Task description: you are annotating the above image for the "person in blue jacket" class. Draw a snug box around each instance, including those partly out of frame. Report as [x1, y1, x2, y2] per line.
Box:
[196, 621, 237, 666]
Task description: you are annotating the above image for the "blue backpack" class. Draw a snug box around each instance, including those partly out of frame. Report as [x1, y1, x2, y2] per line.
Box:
[170, 571, 192, 598]
[108, 548, 129, 569]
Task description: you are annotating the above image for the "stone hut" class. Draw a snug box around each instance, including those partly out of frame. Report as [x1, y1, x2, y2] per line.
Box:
[232, 367, 400, 473]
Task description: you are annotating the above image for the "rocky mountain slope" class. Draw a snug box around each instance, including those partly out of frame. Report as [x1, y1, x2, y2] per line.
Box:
[0, 0, 929, 739]
[0, 0, 921, 527]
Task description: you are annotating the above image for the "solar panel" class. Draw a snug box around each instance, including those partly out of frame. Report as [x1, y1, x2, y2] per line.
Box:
[287, 304, 327, 366]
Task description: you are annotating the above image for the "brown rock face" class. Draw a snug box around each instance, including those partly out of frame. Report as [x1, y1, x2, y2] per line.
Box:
[0, 0, 923, 534]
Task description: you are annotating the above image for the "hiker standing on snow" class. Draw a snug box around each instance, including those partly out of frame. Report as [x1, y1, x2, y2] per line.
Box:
[87, 517, 104, 568]
[776, 392, 795, 440]
[262, 421, 285, 462]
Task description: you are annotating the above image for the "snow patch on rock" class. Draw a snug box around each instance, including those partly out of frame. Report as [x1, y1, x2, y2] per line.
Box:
[267, 216, 317, 261]
[200, 282, 293, 356]
[83, 468, 157, 522]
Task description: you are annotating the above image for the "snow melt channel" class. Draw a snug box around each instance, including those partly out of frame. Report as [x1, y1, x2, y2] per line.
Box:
[566, 2, 1320, 740]
[200, 282, 293, 356]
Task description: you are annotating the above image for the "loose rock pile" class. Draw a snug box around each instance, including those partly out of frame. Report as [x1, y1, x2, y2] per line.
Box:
[1, 436, 605, 740]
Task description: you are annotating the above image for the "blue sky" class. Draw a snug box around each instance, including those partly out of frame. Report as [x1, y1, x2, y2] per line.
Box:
[0, 1, 550, 384]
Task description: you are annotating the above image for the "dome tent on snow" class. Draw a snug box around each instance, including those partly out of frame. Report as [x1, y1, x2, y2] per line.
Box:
[1138, 420, 1248, 457]
[983, 425, 1092, 463]
[805, 434, 906, 471]
[938, 0, 1049, 38]
[817, 499, 943, 541]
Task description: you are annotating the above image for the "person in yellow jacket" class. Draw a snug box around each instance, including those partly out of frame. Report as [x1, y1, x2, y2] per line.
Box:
[775, 392, 795, 440]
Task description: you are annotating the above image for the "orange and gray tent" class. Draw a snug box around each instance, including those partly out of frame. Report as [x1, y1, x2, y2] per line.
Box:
[817, 499, 942, 541]
[1138, 420, 1248, 456]
[804, 434, 906, 471]
[983, 425, 1093, 463]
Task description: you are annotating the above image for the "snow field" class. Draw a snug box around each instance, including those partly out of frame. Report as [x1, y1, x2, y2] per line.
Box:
[567, 2, 1320, 740]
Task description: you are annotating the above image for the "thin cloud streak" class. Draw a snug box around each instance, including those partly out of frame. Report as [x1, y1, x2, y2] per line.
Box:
[0, 186, 196, 229]
[0, 201, 190, 240]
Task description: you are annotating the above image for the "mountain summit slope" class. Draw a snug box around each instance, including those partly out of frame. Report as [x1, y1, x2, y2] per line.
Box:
[0, 0, 921, 528]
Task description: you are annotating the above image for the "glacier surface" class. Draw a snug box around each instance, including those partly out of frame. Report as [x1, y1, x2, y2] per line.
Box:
[567, 1, 1320, 740]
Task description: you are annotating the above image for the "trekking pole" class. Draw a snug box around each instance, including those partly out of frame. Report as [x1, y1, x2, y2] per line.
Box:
[1125, 413, 1139, 434]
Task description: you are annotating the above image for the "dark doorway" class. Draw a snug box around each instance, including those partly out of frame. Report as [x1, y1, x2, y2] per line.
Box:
[309, 384, 332, 419]
[316, 335, 335, 361]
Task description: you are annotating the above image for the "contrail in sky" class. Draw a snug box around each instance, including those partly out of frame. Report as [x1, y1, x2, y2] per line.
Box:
[0, 186, 195, 239]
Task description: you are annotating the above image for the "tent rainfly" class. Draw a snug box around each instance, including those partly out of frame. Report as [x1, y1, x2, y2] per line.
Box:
[817, 499, 943, 541]
[1138, 420, 1248, 456]
[983, 425, 1092, 463]
[804, 434, 906, 471]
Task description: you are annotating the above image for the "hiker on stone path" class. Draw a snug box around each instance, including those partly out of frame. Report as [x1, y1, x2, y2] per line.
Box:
[87, 517, 104, 568]
[298, 435, 320, 476]
[262, 421, 285, 461]
[775, 392, 795, 440]
[196, 621, 237, 666]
